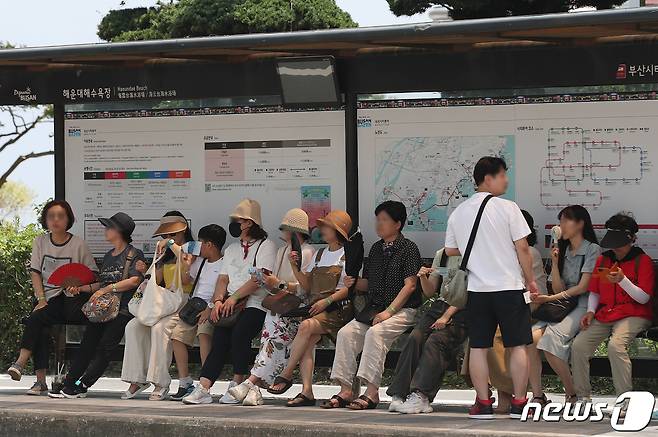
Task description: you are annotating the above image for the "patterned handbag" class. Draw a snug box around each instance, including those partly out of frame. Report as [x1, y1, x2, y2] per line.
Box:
[82, 248, 135, 323]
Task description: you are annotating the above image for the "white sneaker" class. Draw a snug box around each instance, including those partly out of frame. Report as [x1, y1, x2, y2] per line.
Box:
[398, 392, 433, 414]
[182, 386, 213, 405]
[219, 381, 241, 404]
[121, 382, 151, 400]
[228, 380, 253, 403]
[242, 386, 264, 406]
[388, 395, 405, 412]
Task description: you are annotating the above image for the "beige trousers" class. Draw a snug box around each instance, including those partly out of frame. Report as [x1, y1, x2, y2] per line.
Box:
[331, 308, 416, 388]
[120, 314, 176, 388]
[571, 316, 651, 397]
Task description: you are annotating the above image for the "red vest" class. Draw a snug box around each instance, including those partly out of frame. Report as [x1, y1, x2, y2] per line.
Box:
[589, 251, 654, 323]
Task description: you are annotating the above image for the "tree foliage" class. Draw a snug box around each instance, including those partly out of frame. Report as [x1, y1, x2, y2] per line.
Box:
[0, 181, 35, 221]
[0, 220, 42, 370]
[98, 0, 357, 42]
[387, 0, 626, 20]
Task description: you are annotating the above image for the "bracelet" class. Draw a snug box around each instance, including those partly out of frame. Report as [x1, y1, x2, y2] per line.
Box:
[37, 295, 46, 302]
[386, 305, 397, 315]
[111, 283, 118, 293]
[325, 296, 333, 305]
[231, 291, 241, 301]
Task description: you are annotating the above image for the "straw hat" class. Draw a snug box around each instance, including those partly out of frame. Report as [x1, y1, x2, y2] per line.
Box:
[317, 210, 352, 241]
[152, 215, 188, 237]
[230, 198, 263, 227]
[279, 208, 310, 236]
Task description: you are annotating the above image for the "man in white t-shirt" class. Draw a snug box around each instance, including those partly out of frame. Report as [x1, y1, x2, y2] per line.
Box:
[444, 156, 539, 420]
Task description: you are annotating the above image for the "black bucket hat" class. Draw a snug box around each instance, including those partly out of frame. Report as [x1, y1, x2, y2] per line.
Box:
[98, 212, 136, 237]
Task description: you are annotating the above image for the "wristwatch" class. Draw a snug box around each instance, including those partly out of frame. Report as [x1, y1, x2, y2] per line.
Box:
[208, 301, 215, 309]
[278, 281, 288, 291]
[111, 283, 118, 293]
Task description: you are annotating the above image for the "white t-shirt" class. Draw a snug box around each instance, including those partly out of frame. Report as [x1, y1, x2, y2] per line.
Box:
[220, 239, 277, 310]
[445, 191, 530, 292]
[304, 246, 347, 289]
[189, 257, 223, 303]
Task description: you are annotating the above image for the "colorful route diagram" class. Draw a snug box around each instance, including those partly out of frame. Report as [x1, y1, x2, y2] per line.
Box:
[374, 135, 515, 232]
[540, 127, 651, 208]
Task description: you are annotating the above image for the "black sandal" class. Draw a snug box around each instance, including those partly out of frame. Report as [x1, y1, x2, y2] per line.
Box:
[287, 393, 316, 407]
[321, 394, 349, 409]
[267, 376, 293, 395]
[347, 395, 378, 410]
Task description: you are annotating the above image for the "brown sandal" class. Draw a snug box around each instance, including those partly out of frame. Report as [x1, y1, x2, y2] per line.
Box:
[347, 395, 378, 410]
[286, 393, 316, 407]
[321, 394, 349, 409]
[267, 376, 293, 395]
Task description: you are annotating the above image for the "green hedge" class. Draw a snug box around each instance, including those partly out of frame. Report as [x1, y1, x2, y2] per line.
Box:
[0, 221, 42, 370]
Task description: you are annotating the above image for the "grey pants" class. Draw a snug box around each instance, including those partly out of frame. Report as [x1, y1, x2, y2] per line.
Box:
[386, 300, 468, 401]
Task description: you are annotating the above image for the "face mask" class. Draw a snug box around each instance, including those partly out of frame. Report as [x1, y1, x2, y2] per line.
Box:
[229, 221, 242, 238]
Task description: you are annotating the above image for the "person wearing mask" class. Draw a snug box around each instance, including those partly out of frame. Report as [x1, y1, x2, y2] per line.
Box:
[267, 210, 354, 407]
[485, 209, 548, 413]
[572, 213, 654, 403]
[49, 212, 145, 398]
[228, 208, 315, 406]
[120, 212, 195, 401]
[183, 199, 276, 405]
[528, 205, 600, 407]
[325, 201, 422, 410]
[8, 200, 98, 395]
[387, 248, 466, 414]
[167, 224, 226, 401]
[444, 156, 539, 419]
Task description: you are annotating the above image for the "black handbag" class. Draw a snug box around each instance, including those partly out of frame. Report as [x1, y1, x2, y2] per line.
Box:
[355, 301, 384, 325]
[178, 259, 207, 325]
[531, 255, 584, 323]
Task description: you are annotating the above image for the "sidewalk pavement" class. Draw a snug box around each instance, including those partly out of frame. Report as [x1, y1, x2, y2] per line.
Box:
[0, 375, 655, 437]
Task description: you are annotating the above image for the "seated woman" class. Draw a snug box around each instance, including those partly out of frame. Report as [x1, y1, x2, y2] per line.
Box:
[326, 200, 422, 410]
[387, 248, 466, 414]
[228, 208, 315, 406]
[529, 205, 600, 406]
[50, 212, 145, 398]
[572, 213, 654, 402]
[120, 211, 195, 401]
[8, 200, 98, 395]
[183, 199, 277, 405]
[266, 209, 354, 407]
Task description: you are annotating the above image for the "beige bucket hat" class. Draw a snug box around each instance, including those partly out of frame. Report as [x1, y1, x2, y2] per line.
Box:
[152, 215, 188, 237]
[229, 198, 263, 227]
[317, 210, 352, 241]
[279, 208, 310, 236]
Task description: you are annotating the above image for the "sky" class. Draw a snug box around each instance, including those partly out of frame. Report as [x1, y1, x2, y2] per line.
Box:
[0, 0, 428, 224]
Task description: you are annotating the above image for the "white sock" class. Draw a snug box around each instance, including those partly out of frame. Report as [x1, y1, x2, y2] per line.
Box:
[243, 379, 255, 388]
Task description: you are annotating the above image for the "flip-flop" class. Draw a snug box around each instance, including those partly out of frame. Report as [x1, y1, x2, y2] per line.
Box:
[347, 395, 378, 410]
[286, 393, 316, 407]
[267, 376, 293, 395]
[321, 394, 349, 409]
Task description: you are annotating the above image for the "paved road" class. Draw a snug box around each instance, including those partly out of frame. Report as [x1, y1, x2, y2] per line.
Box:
[0, 375, 655, 436]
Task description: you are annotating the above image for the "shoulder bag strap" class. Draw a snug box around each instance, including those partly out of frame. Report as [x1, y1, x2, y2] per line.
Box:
[459, 195, 494, 271]
[191, 258, 207, 294]
[633, 254, 641, 285]
[314, 247, 325, 265]
[122, 248, 136, 281]
[252, 240, 265, 268]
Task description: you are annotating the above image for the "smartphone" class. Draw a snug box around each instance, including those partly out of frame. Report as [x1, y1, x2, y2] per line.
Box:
[290, 233, 302, 270]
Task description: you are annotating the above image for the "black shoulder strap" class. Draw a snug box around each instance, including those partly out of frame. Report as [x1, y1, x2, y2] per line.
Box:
[315, 247, 325, 264]
[633, 254, 641, 285]
[252, 240, 265, 267]
[191, 258, 207, 294]
[459, 195, 494, 271]
[439, 250, 448, 268]
[122, 248, 136, 281]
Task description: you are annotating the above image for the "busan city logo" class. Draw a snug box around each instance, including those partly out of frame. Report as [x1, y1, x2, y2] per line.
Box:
[68, 128, 81, 137]
[521, 391, 655, 432]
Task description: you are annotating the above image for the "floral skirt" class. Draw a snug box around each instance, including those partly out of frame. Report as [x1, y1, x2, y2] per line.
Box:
[250, 311, 301, 385]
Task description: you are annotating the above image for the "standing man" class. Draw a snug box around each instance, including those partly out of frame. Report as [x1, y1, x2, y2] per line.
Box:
[444, 157, 539, 419]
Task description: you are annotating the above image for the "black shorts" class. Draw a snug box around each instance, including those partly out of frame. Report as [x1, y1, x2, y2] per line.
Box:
[466, 290, 532, 348]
